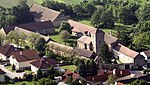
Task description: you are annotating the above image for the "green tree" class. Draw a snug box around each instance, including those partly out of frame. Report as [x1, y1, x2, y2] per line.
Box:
[59, 30, 70, 41]
[133, 31, 150, 50]
[99, 43, 112, 63]
[135, 20, 150, 33]
[91, 7, 104, 27]
[28, 33, 41, 49]
[36, 70, 43, 79]
[107, 74, 117, 85]
[76, 60, 87, 77]
[12, 0, 33, 24]
[59, 21, 72, 33]
[37, 78, 56, 85]
[119, 7, 138, 24]
[130, 80, 149, 85]
[12, 64, 15, 71]
[0, 32, 5, 46]
[100, 9, 115, 29]
[35, 38, 46, 56]
[45, 67, 55, 79]
[137, 4, 150, 21]
[32, 75, 37, 81]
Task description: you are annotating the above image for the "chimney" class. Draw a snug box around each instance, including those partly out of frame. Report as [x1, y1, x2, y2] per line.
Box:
[110, 31, 112, 36]
[20, 51, 22, 55]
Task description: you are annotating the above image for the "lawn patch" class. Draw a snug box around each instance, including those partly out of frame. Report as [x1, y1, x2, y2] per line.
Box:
[60, 65, 77, 72]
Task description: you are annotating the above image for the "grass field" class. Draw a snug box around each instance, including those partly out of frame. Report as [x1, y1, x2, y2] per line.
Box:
[60, 65, 77, 72]
[49, 29, 77, 46]
[0, 0, 38, 8]
[0, 0, 93, 8]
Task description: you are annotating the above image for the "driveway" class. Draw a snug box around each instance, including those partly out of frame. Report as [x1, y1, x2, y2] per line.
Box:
[0, 65, 24, 79]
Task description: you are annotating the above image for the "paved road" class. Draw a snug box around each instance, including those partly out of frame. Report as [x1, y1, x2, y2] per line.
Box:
[0, 65, 24, 79]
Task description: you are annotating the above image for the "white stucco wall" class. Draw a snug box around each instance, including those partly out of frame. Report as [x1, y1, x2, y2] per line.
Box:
[113, 49, 134, 64]
[9, 55, 36, 69]
[9, 56, 19, 69]
[31, 64, 39, 73]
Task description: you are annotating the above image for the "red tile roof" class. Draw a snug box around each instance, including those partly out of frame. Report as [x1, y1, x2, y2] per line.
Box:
[63, 70, 80, 83]
[84, 74, 108, 82]
[30, 4, 61, 22]
[77, 36, 92, 44]
[30, 58, 58, 69]
[11, 50, 40, 62]
[114, 43, 139, 58]
[0, 44, 18, 56]
[68, 19, 97, 34]
[104, 33, 118, 45]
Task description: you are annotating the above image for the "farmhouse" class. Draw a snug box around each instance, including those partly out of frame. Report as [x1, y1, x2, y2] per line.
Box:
[113, 43, 146, 66]
[9, 50, 40, 70]
[30, 4, 67, 27]
[0, 44, 18, 61]
[30, 58, 58, 73]
[1, 21, 54, 35]
[140, 50, 150, 64]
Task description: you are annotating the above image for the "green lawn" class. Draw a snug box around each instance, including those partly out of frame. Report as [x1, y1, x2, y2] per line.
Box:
[8, 81, 33, 85]
[49, 29, 77, 46]
[5, 65, 12, 71]
[60, 65, 77, 72]
[0, 0, 38, 8]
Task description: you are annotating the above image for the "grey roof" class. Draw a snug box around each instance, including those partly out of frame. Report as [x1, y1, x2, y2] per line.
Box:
[72, 47, 96, 59]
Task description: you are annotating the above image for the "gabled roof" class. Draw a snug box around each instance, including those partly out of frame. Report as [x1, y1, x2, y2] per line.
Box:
[104, 32, 118, 45]
[11, 50, 40, 62]
[114, 43, 139, 58]
[72, 47, 96, 59]
[113, 69, 131, 78]
[0, 44, 17, 56]
[3, 21, 54, 35]
[68, 19, 97, 34]
[142, 50, 150, 57]
[30, 58, 58, 69]
[30, 4, 61, 22]
[84, 74, 108, 82]
[0, 69, 5, 75]
[17, 20, 54, 31]
[77, 36, 92, 44]
[13, 27, 53, 42]
[62, 70, 80, 83]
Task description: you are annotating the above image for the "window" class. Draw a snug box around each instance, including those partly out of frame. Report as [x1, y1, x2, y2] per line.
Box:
[84, 31, 88, 36]
[84, 43, 87, 49]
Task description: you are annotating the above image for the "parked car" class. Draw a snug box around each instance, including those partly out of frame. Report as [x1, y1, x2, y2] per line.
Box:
[4, 63, 10, 66]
